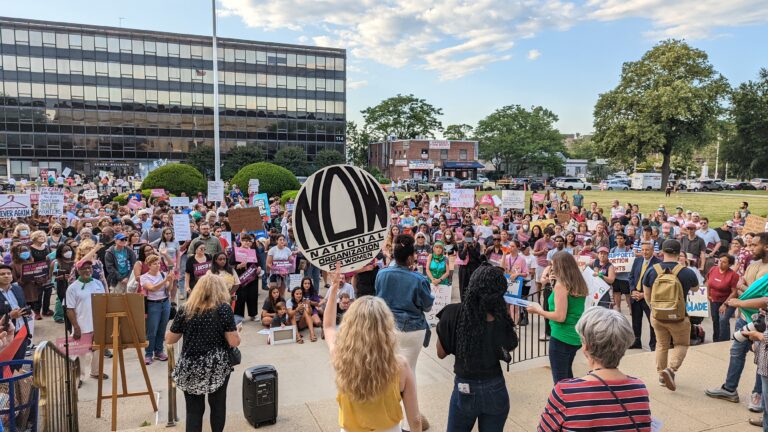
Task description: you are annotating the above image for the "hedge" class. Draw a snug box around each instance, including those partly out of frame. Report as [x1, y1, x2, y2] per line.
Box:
[141, 164, 206, 196]
[231, 162, 300, 197]
[281, 190, 299, 205]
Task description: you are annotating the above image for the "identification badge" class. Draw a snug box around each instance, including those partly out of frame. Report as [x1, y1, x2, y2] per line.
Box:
[458, 383, 470, 394]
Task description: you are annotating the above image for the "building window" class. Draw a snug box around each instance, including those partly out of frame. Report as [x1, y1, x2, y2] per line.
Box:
[440, 149, 448, 160]
[421, 149, 428, 159]
[459, 149, 467, 160]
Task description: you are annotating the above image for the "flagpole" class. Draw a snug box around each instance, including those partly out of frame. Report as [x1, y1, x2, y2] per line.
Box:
[212, 0, 221, 182]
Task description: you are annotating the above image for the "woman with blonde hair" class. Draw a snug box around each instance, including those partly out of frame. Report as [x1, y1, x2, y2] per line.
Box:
[527, 251, 588, 383]
[324, 266, 421, 432]
[166, 274, 240, 432]
[70, 239, 108, 288]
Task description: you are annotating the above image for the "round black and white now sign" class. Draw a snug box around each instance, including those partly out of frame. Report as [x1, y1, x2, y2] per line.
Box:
[292, 165, 390, 273]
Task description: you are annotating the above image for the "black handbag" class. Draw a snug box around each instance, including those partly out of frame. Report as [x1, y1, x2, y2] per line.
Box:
[228, 347, 242, 366]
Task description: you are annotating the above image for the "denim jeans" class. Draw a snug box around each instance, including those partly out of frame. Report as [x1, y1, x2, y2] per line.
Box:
[724, 318, 762, 394]
[304, 264, 321, 293]
[720, 306, 736, 340]
[145, 298, 170, 357]
[447, 375, 509, 432]
[549, 337, 581, 384]
[710, 301, 732, 342]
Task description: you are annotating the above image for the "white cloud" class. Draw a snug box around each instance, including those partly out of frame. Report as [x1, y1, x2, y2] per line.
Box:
[527, 49, 542, 60]
[587, 0, 768, 39]
[347, 80, 369, 90]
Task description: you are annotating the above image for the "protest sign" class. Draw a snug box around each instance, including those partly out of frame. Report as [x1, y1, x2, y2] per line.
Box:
[556, 211, 572, 225]
[251, 193, 271, 218]
[492, 195, 502, 207]
[228, 208, 265, 233]
[608, 252, 635, 273]
[151, 188, 165, 197]
[38, 188, 64, 216]
[744, 215, 768, 233]
[288, 274, 303, 290]
[449, 189, 475, 208]
[248, 179, 260, 194]
[577, 255, 594, 268]
[169, 197, 190, 208]
[207, 181, 225, 202]
[56, 333, 93, 356]
[221, 232, 232, 250]
[173, 214, 192, 241]
[502, 190, 525, 210]
[531, 193, 545, 202]
[441, 182, 456, 191]
[504, 296, 532, 307]
[62, 167, 72, 178]
[235, 247, 258, 263]
[0, 194, 32, 218]
[22, 261, 49, 283]
[292, 165, 390, 273]
[586, 220, 600, 231]
[479, 194, 494, 205]
[426, 284, 452, 325]
[686, 286, 709, 318]
[582, 266, 612, 308]
[83, 190, 98, 200]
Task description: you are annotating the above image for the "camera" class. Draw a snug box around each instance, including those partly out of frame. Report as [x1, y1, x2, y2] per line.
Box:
[734, 314, 767, 342]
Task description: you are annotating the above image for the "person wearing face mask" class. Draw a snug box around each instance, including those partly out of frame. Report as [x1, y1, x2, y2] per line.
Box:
[13, 224, 31, 242]
[52, 243, 76, 325]
[47, 224, 66, 249]
[10, 244, 45, 321]
[141, 216, 164, 244]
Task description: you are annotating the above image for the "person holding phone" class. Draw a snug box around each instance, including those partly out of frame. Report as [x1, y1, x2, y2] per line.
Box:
[0, 264, 29, 364]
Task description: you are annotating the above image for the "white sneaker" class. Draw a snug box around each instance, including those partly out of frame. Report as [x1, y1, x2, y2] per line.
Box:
[749, 392, 764, 413]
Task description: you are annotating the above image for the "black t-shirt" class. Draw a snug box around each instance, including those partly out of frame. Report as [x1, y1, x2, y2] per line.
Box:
[170, 303, 236, 357]
[715, 228, 732, 254]
[185, 255, 211, 290]
[30, 246, 49, 263]
[436, 303, 517, 380]
[642, 262, 699, 296]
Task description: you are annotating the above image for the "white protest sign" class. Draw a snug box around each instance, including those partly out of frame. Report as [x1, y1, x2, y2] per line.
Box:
[169, 197, 190, 208]
[502, 190, 525, 210]
[292, 165, 390, 273]
[582, 266, 612, 308]
[587, 220, 600, 232]
[99, 170, 108, 179]
[207, 181, 225, 202]
[686, 286, 709, 318]
[449, 189, 475, 208]
[248, 179, 260, 194]
[173, 214, 192, 241]
[83, 190, 98, 200]
[0, 194, 32, 218]
[289, 274, 303, 290]
[38, 188, 64, 216]
[426, 284, 452, 325]
[491, 195, 502, 207]
[608, 252, 635, 273]
[441, 182, 456, 191]
[62, 167, 72, 178]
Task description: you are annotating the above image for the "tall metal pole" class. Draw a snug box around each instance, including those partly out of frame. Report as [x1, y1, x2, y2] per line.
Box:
[212, 0, 221, 181]
[714, 137, 720, 179]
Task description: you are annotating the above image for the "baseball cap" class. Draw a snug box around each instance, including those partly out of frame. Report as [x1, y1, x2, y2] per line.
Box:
[686, 222, 696, 229]
[691, 212, 700, 217]
[76, 260, 93, 269]
[114, 233, 127, 241]
[662, 239, 681, 254]
[597, 246, 609, 253]
[726, 220, 734, 227]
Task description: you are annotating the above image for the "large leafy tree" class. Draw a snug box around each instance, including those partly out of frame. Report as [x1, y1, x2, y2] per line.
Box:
[444, 124, 474, 140]
[274, 146, 311, 176]
[315, 149, 346, 168]
[475, 105, 566, 176]
[593, 39, 730, 189]
[185, 145, 216, 179]
[222, 145, 264, 180]
[345, 121, 371, 167]
[722, 69, 768, 179]
[361, 94, 443, 141]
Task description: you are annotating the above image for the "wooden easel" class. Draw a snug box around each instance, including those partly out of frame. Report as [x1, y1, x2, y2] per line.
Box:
[92, 293, 157, 431]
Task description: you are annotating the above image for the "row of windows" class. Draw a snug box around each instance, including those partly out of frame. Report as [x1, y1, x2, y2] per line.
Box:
[0, 56, 345, 90]
[0, 27, 345, 70]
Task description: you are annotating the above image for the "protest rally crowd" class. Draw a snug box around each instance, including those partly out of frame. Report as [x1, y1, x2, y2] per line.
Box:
[0, 173, 767, 432]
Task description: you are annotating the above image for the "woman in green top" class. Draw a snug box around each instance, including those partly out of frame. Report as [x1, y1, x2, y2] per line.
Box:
[526, 251, 588, 383]
[426, 242, 451, 287]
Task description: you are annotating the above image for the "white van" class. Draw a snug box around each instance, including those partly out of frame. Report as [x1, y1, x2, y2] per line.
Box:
[631, 173, 662, 190]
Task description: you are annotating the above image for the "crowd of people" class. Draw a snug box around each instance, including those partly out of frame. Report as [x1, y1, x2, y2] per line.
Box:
[0, 175, 766, 431]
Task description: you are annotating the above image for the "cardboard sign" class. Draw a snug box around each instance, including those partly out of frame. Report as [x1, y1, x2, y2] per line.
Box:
[744, 215, 768, 233]
[426, 283, 452, 325]
[582, 266, 612, 308]
[288, 274, 303, 290]
[0, 194, 32, 218]
[686, 286, 709, 318]
[151, 188, 165, 197]
[608, 252, 635, 273]
[83, 190, 98, 200]
[442, 182, 456, 191]
[502, 190, 525, 210]
[228, 207, 265, 233]
[38, 188, 65, 216]
[169, 197, 190, 208]
[292, 165, 390, 273]
[207, 180, 225, 202]
[235, 247, 258, 263]
[248, 179, 260, 194]
[173, 214, 191, 241]
[251, 193, 271, 218]
[556, 211, 572, 225]
[449, 189, 475, 208]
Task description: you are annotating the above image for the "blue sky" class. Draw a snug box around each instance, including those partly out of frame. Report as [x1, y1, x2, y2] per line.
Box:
[3, 0, 768, 134]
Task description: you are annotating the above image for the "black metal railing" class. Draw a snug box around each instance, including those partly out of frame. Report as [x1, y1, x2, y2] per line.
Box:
[510, 289, 549, 364]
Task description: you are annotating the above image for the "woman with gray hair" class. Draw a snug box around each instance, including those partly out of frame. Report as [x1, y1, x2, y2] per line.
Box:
[538, 307, 652, 431]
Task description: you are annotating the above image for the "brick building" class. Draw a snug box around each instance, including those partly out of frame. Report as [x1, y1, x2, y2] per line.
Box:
[369, 139, 482, 181]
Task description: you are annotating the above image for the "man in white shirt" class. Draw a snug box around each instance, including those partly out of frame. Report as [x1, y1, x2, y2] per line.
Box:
[66, 260, 107, 381]
[696, 217, 721, 257]
[336, 275, 356, 301]
[610, 200, 626, 219]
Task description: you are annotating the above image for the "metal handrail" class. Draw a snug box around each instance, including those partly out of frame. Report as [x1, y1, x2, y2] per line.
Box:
[510, 289, 549, 364]
[32, 340, 80, 432]
[166, 343, 178, 427]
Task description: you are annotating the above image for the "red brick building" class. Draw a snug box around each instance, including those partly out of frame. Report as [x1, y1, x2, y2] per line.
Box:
[368, 139, 482, 181]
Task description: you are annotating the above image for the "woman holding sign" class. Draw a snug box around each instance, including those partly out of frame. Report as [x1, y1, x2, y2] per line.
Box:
[267, 234, 293, 297]
[231, 234, 261, 321]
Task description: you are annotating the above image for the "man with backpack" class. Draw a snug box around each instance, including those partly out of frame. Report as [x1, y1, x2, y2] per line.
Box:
[640, 239, 700, 391]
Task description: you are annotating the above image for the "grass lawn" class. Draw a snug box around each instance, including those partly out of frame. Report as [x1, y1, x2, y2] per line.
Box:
[397, 189, 768, 227]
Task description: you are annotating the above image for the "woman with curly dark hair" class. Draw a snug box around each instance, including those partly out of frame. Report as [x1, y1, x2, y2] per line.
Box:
[436, 264, 518, 430]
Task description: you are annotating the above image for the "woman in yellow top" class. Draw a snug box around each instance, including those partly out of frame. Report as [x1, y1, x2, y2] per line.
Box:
[323, 264, 422, 432]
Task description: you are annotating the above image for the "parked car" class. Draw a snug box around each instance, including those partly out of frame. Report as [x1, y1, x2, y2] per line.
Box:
[459, 179, 484, 190]
[691, 180, 724, 192]
[728, 181, 757, 190]
[555, 177, 592, 190]
[599, 179, 630, 191]
[750, 178, 768, 190]
[434, 176, 462, 189]
[477, 175, 490, 183]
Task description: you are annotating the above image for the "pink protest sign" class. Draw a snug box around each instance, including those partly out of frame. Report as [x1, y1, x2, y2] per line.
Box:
[56, 333, 93, 356]
[234, 247, 257, 263]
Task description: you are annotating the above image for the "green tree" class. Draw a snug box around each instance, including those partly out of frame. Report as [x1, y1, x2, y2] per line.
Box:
[593, 39, 730, 189]
[231, 162, 300, 197]
[475, 105, 566, 176]
[222, 146, 265, 180]
[722, 69, 768, 179]
[315, 149, 346, 168]
[444, 124, 474, 140]
[141, 163, 206, 196]
[274, 146, 310, 176]
[345, 121, 371, 167]
[185, 145, 215, 178]
[361, 94, 443, 140]
[567, 136, 598, 160]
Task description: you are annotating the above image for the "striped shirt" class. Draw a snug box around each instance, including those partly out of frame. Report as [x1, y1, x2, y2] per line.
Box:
[538, 377, 651, 432]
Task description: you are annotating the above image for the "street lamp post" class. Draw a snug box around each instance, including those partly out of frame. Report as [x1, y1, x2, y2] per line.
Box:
[211, 0, 221, 182]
